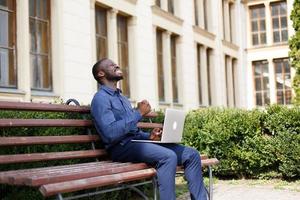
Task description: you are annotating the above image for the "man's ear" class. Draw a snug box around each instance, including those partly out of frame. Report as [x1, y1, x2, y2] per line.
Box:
[97, 70, 105, 79]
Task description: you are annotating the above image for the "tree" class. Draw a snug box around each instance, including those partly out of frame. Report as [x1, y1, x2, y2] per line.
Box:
[289, 0, 300, 105]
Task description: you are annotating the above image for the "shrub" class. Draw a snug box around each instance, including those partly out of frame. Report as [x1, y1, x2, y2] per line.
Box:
[183, 105, 300, 179]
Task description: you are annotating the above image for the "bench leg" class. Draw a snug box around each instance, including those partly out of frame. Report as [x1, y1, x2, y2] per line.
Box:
[152, 177, 158, 200]
[56, 193, 64, 200]
[208, 165, 213, 200]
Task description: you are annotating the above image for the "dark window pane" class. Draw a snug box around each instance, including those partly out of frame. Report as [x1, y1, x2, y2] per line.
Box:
[251, 21, 258, 31]
[256, 93, 262, 106]
[255, 77, 262, 90]
[0, 49, 16, 87]
[260, 20, 265, 31]
[280, 2, 287, 14]
[275, 62, 282, 74]
[254, 64, 262, 75]
[0, 0, 16, 88]
[252, 34, 258, 45]
[277, 91, 284, 104]
[273, 31, 280, 42]
[29, 0, 35, 16]
[30, 0, 52, 91]
[285, 90, 292, 104]
[168, 0, 174, 14]
[155, 0, 160, 7]
[264, 92, 270, 104]
[95, 7, 107, 36]
[260, 33, 266, 44]
[272, 18, 279, 29]
[259, 7, 265, 17]
[95, 7, 107, 60]
[276, 75, 283, 89]
[117, 15, 130, 97]
[263, 77, 269, 89]
[281, 30, 288, 41]
[281, 16, 287, 28]
[271, 5, 279, 16]
[156, 31, 164, 101]
[171, 36, 178, 103]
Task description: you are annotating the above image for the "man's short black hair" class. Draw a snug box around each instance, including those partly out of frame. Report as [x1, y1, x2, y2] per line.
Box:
[92, 58, 108, 84]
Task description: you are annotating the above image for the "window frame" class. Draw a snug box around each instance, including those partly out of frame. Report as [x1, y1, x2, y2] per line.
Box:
[29, 0, 52, 91]
[270, 1, 288, 43]
[252, 60, 270, 106]
[249, 4, 267, 46]
[274, 58, 291, 105]
[0, 0, 17, 88]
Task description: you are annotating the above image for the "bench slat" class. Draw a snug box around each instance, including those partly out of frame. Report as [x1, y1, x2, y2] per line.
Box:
[27, 163, 149, 186]
[0, 101, 90, 113]
[0, 119, 162, 129]
[39, 168, 157, 197]
[0, 135, 100, 146]
[0, 119, 93, 127]
[0, 150, 107, 164]
[137, 122, 163, 129]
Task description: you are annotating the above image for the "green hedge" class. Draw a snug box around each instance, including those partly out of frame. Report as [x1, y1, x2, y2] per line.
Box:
[183, 105, 300, 179]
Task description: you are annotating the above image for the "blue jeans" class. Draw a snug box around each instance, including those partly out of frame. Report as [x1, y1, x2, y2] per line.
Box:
[109, 141, 207, 200]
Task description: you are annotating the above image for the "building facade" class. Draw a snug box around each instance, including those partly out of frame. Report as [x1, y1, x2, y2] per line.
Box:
[0, 0, 295, 109]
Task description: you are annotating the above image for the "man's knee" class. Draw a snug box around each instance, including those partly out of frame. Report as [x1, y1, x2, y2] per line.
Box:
[159, 150, 177, 166]
[184, 147, 201, 163]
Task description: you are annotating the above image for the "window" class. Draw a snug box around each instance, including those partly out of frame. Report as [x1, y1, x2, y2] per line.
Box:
[29, 0, 52, 91]
[170, 35, 178, 103]
[168, 0, 174, 15]
[95, 7, 107, 60]
[250, 5, 266, 46]
[271, 1, 288, 43]
[207, 48, 212, 105]
[194, 0, 208, 30]
[203, 0, 208, 30]
[253, 61, 270, 106]
[155, 0, 161, 7]
[0, 0, 16, 88]
[225, 56, 230, 106]
[156, 30, 165, 102]
[274, 58, 291, 104]
[117, 15, 130, 97]
[197, 45, 202, 105]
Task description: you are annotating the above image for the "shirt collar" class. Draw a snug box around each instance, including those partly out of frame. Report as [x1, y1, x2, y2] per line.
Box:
[100, 85, 121, 96]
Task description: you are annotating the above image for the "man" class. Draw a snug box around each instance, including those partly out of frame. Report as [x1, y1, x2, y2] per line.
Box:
[91, 58, 207, 200]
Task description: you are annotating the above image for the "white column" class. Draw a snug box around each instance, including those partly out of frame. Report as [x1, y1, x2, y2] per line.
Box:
[162, 31, 172, 103]
[223, 0, 230, 41]
[264, 2, 272, 45]
[128, 16, 138, 100]
[268, 58, 276, 104]
[152, 26, 159, 105]
[51, 0, 64, 98]
[200, 46, 209, 106]
[107, 8, 118, 62]
[17, 0, 31, 101]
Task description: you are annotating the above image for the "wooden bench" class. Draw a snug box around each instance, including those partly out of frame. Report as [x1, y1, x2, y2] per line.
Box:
[0, 100, 219, 200]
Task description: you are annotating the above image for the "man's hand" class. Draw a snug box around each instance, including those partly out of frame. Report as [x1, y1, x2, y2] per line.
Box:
[150, 128, 162, 141]
[137, 100, 151, 116]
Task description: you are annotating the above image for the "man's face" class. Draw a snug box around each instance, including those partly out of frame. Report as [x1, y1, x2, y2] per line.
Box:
[101, 59, 123, 81]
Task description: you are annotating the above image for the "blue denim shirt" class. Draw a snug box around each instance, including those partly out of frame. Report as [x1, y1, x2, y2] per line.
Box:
[91, 85, 150, 150]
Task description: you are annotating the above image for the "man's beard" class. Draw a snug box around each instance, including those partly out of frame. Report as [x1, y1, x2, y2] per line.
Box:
[106, 74, 124, 82]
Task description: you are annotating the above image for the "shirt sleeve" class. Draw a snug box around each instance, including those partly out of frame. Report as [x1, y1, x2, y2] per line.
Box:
[91, 95, 142, 144]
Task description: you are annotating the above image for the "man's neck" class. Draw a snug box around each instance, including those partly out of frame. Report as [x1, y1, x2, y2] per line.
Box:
[104, 81, 118, 90]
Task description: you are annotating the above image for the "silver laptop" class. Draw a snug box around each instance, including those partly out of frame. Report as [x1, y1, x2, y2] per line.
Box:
[132, 108, 186, 143]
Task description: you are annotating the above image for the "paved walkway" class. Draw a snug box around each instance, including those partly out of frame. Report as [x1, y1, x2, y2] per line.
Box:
[178, 180, 300, 200]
